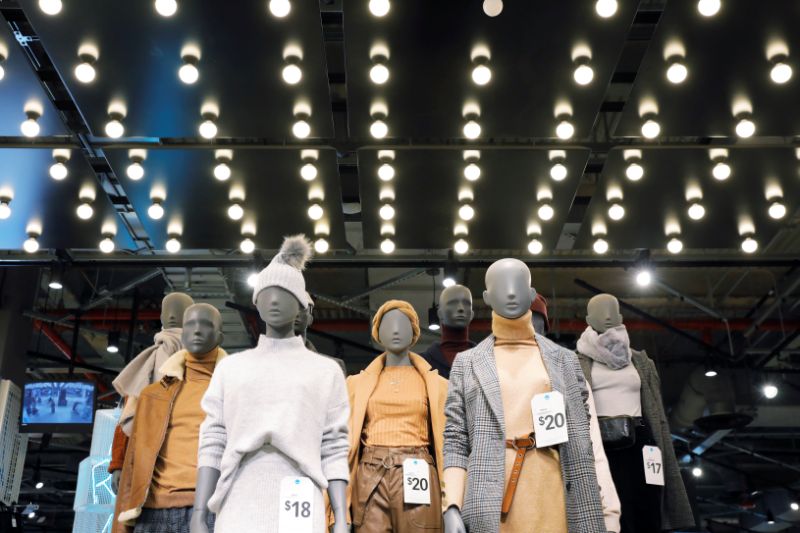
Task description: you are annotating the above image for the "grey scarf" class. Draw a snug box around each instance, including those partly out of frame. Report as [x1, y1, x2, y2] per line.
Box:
[576, 325, 632, 370]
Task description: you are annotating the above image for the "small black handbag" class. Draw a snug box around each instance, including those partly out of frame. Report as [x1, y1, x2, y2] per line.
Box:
[598, 416, 637, 450]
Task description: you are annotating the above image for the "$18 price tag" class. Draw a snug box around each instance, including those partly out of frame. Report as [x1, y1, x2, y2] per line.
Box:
[279, 476, 314, 533]
[642, 446, 665, 486]
[403, 458, 431, 505]
[531, 390, 569, 448]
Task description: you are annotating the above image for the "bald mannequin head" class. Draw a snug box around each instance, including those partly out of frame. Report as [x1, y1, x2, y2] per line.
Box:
[438, 285, 474, 329]
[181, 303, 224, 357]
[160, 292, 195, 329]
[586, 293, 623, 333]
[483, 258, 536, 319]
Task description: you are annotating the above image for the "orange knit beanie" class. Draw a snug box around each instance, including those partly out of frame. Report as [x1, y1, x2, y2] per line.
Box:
[371, 300, 421, 347]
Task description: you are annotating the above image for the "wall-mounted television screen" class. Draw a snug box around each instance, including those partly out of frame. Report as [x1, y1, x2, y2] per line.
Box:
[20, 381, 96, 433]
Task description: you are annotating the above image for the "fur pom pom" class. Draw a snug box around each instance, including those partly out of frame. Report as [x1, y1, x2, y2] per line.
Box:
[277, 234, 312, 270]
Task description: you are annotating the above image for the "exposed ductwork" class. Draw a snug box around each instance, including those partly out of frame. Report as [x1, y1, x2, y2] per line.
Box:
[669, 366, 753, 432]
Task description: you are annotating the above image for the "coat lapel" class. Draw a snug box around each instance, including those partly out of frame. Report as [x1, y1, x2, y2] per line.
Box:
[472, 336, 505, 428]
[536, 334, 564, 395]
[348, 355, 384, 454]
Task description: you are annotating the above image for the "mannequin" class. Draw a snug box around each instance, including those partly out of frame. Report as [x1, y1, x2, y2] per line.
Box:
[442, 259, 620, 533]
[342, 300, 447, 532]
[420, 285, 476, 378]
[109, 292, 195, 491]
[114, 304, 226, 533]
[295, 292, 346, 374]
[191, 236, 349, 533]
[577, 294, 694, 533]
[530, 293, 550, 336]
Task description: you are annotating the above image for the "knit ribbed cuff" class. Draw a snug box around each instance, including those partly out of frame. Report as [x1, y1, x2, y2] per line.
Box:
[322, 457, 350, 484]
[197, 451, 223, 471]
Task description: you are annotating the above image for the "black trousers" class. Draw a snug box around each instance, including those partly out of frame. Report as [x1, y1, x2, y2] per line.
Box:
[604, 421, 663, 533]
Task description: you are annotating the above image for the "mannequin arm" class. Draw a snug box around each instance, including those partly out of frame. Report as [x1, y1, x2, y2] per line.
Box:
[327, 479, 350, 533]
[189, 466, 220, 533]
[586, 388, 621, 533]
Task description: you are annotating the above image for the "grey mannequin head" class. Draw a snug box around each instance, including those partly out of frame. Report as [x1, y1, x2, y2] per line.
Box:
[438, 285, 475, 329]
[483, 258, 536, 319]
[160, 292, 195, 329]
[181, 303, 224, 357]
[294, 292, 314, 336]
[377, 309, 415, 355]
[586, 293, 623, 333]
[256, 286, 302, 331]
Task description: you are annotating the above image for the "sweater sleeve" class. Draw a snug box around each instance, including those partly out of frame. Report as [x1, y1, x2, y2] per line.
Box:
[443, 356, 470, 470]
[198, 363, 227, 470]
[586, 387, 621, 533]
[321, 370, 350, 482]
[108, 424, 128, 472]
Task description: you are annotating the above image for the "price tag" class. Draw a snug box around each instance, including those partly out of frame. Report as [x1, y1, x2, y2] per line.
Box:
[279, 476, 314, 533]
[531, 391, 569, 448]
[642, 446, 665, 486]
[403, 458, 431, 505]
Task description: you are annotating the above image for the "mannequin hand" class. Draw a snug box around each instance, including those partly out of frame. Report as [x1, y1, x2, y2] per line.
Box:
[331, 520, 351, 533]
[443, 506, 466, 533]
[189, 509, 210, 533]
[111, 470, 121, 493]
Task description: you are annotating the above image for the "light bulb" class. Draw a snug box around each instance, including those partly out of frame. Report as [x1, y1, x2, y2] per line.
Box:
[154, 0, 177, 16]
[214, 162, 231, 181]
[49, 162, 68, 180]
[378, 163, 395, 181]
[556, 120, 574, 140]
[307, 203, 324, 221]
[463, 120, 481, 139]
[105, 119, 124, 139]
[21, 118, 40, 137]
[666, 62, 688, 84]
[282, 64, 302, 85]
[593, 238, 609, 254]
[763, 384, 778, 399]
[178, 63, 199, 84]
[595, 0, 617, 18]
[268, 0, 291, 18]
[528, 239, 543, 255]
[368, 0, 390, 17]
[697, 0, 720, 17]
[550, 163, 567, 181]
[790, 502, 798, 512]
[39, 0, 62, 15]
[293, 119, 311, 139]
[369, 64, 389, 85]
[76, 202, 94, 220]
[667, 238, 683, 254]
[379, 204, 395, 220]
[166, 237, 181, 253]
[99, 237, 115, 253]
[626, 162, 644, 181]
[74, 62, 96, 84]
[301, 163, 317, 181]
[370, 119, 388, 139]
[464, 163, 481, 181]
[472, 64, 492, 86]
[688, 202, 706, 220]
[736, 118, 755, 138]
[227, 203, 244, 220]
[199, 119, 217, 139]
[691, 466, 703, 477]
[641, 119, 661, 139]
[538, 204, 554, 221]
[608, 203, 625, 221]
[148, 202, 164, 220]
[247, 272, 258, 287]
[768, 201, 787, 220]
[127, 162, 144, 180]
[240, 237, 255, 254]
[771, 62, 793, 84]
[636, 270, 652, 287]
[482, 0, 503, 17]
[314, 238, 329, 254]
[442, 277, 456, 288]
[23, 237, 40, 253]
[454, 238, 469, 255]
[380, 238, 395, 254]
[459, 204, 475, 221]
[741, 236, 758, 254]
[574, 64, 594, 85]
[0, 202, 10, 220]
[712, 161, 731, 180]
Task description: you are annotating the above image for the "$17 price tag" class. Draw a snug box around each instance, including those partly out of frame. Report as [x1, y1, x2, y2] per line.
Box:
[642, 446, 665, 486]
[531, 391, 569, 448]
[403, 458, 431, 505]
[279, 476, 314, 533]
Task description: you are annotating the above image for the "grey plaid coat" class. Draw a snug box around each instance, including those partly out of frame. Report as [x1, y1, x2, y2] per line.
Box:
[444, 334, 608, 533]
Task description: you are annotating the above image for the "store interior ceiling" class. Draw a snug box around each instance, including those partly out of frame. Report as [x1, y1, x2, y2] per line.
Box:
[2, 0, 800, 530]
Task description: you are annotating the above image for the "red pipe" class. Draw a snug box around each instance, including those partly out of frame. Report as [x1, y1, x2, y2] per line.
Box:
[33, 320, 111, 394]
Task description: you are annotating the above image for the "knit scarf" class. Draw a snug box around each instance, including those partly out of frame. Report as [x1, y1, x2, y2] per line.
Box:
[576, 325, 632, 370]
[439, 325, 472, 366]
[492, 310, 536, 342]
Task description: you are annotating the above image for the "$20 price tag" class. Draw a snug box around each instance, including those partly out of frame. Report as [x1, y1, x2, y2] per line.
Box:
[279, 476, 314, 533]
[403, 458, 431, 505]
[642, 446, 665, 486]
[531, 390, 569, 448]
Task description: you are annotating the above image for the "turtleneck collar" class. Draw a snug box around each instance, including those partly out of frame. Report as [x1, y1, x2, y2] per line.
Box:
[492, 310, 536, 342]
[256, 334, 306, 353]
[185, 348, 218, 381]
[441, 325, 469, 344]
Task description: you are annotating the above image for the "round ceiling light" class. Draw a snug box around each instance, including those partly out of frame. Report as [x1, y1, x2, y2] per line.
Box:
[178, 63, 199, 84]
[555, 120, 574, 140]
[472, 64, 492, 86]
[369, 64, 389, 85]
[378, 163, 395, 181]
[550, 163, 567, 181]
[666, 61, 688, 84]
[463, 120, 481, 139]
[301, 163, 318, 181]
[741, 236, 758, 254]
[688, 202, 706, 220]
[527, 238, 543, 255]
[482, 0, 503, 17]
[464, 163, 481, 181]
[127, 161, 145, 181]
[165, 237, 181, 254]
[379, 204, 395, 221]
[593, 238, 609, 254]
[712, 161, 731, 181]
[608, 203, 625, 221]
[39, 0, 63, 15]
[282, 64, 302, 85]
[735, 118, 755, 138]
[641, 119, 661, 139]
[292, 119, 311, 139]
[227, 203, 244, 221]
[370, 119, 389, 139]
[49, 162, 68, 181]
[768, 201, 787, 220]
[199, 119, 218, 139]
[214, 162, 231, 181]
[368, 0, 390, 17]
[240, 237, 256, 254]
[314, 238, 329, 254]
[626, 162, 644, 181]
[458, 204, 475, 221]
[595, 0, 618, 18]
[538, 204, 554, 221]
[23, 236, 40, 253]
[307, 203, 324, 221]
[667, 237, 684, 254]
[697, 0, 721, 17]
[75, 62, 97, 84]
[21, 117, 40, 138]
[770, 62, 793, 84]
[148, 202, 165, 220]
[573, 64, 594, 85]
[105, 118, 125, 139]
[154, 0, 177, 16]
[268, 0, 291, 18]
[76, 202, 94, 220]
[99, 237, 115, 254]
[454, 238, 469, 255]
[380, 238, 395, 254]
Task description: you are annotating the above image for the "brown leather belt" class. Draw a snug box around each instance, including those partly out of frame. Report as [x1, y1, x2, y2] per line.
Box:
[502, 433, 536, 515]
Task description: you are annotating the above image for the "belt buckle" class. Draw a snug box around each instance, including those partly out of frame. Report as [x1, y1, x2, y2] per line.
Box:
[381, 455, 394, 469]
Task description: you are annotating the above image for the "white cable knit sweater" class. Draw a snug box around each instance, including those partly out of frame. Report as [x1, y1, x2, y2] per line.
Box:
[198, 335, 350, 517]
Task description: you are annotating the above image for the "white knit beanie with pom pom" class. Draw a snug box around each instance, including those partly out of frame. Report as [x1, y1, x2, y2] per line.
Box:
[252, 235, 313, 308]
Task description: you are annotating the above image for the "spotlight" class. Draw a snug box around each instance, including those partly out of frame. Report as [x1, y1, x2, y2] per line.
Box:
[464, 163, 481, 181]
[691, 466, 703, 477]
[227, 203, 244, 221]
[50, 161, 68, 181]
[458, 204, 475, 221]
[697, 0, 720, 17]
[378, 163, 395, 182]
[454, 238, 469, 255]
[538, 204, 554, 221]
[527, 239, 543, 255]
[301, 163, 318, 181]
[268, 0, 291, 18]
[282, 63, 302, 85]
[463, 120, 481, 139]
[443, 261, 457, 287]
[27, 511, 36, 520]
[199, 118, 218, 139]
[688, 202, 706, 220]
[641, 119, 661, 139]
[573, 64, 594, 86]
[369, 63, 389, 85]
[428, 306, 440, 331]
[595, 0, 617, 18]
[626, 162, 644, 181]
[635, 269, 652, 287]
[482, 0, 503, 17]
[21, 115, 41, 138]
[667, 237, 683, 254]
[165, 237, 181, 253]
[23, 236, 40, 254]
[74, 58, 97, 84]
[240, 237, 255, 254]
[704, 360, 718, 378]
[768, 201, 787, 220]
[370, 119, 389, 139]
[379, 204, 395, 221]
[99, 236, 115, 254]
[39, 0, 63, 15]
[178, 61, 199, 85]
[472, 64, 492, 86]
[555, 120, 574, 140]
[593, 238, 609, 254]
[127, 161, 145, 181]
[107, 331, 120, 354]
[666, 61, 688, 84]
[105, 117, 125, 139]
[247, 272, 258, 287]
[380, 238, 395, 254]
[741, 236, 758, 254]
[214, 162, 231, 181]
[771, 61, 793, 84]
[314, 238, 329, 254]
[148, 201, 165, 220]
[608, 203, 625, 221]
[154, 0, 177, 17]
[735, 118, 755, 138]
[712, 161, 731, 181]
[307, 203, 324, 221]
[292, 119, 311, 139]
[763, 383, 778, 399]
[550, 163, 567, 182]
[76, 202, 94, 220]
[369, 0, 390, 17]
[0, 199, 10, 220]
